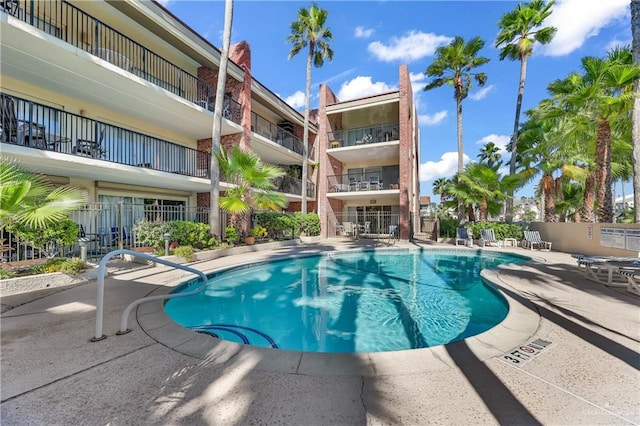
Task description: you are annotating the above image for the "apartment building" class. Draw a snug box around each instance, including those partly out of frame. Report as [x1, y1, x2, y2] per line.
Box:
[316, 64, 421, 240]
[0, 0, 315, 239]
[1, 0, 419, 243]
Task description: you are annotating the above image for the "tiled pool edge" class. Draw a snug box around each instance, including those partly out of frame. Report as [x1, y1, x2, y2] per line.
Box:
[137, 247, 541, 377]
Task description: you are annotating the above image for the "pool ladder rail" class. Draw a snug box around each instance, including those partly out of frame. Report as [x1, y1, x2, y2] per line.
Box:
[91, 249, 209, 342]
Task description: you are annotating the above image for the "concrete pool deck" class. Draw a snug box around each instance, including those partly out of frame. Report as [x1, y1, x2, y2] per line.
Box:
[1, 239, 638, 425]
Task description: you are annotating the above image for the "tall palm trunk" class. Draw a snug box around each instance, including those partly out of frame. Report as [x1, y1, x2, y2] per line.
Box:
[455, 90, 465, 220]
[632, 0, 640, 223]
[506, 56, 528, 222]
[479, 196, 488, 222]
[581, 172, 596, 222]
[209, 0, 234, 238]
[595, 118, 613, 222]
[300, 42, 313, 215]
[541, 174, 557, 222]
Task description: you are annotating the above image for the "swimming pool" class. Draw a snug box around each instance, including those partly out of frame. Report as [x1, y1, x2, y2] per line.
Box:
[165, 249, 528, 353]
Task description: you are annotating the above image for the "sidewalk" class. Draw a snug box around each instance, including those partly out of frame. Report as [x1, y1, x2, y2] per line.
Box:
[1, 241, 638, 425]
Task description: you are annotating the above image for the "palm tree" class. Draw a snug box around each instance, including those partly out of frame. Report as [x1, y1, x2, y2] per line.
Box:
[0, 160, 87, 228]
[632, 0, 640, 222]
[216, 146, 288, 235]
[432, 177, 449, 205]
[287, 3, 333, 215]
[424, 36, 489, 218]
[425, 36, 489, 175]
[477, 142, 502, 169]
[209, 0, 234, 239]
[456, 163, 522, 222]
[496, 0, 556, 222]
[569, 49, 638, 222]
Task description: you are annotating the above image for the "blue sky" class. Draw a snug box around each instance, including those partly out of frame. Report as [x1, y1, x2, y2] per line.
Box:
[160, 0, 631, 199]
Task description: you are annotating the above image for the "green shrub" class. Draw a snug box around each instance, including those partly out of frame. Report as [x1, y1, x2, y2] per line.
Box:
[225, 226, 239, 243]
[132, 221, 172, 249]
[254, 212, 294, 239]
[170, 221, 217, 249]
[39, 257, 87, 275]
[467, 222, 524, 240]
[293, 212, 320, 236]
[7, 218, 79, 256]
[0, 268, 15, 279]
[250, 225, 268, 239]
[172, 245, 194, 262]
[438, 216, 459, 238]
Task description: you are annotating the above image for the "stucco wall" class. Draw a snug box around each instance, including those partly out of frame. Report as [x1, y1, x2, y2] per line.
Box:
[529, 222, 640, 257]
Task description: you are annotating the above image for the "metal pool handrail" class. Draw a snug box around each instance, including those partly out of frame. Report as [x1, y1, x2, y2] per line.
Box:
[92, 249, 208, 342]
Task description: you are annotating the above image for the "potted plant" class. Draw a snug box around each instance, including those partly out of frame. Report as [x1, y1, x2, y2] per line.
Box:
[330, 140, 341, 148]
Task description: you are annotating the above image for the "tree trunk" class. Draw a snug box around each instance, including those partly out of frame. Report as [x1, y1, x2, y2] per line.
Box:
[541, 174, 557, 222]
[506, 56, 528, 223]
[300, 42, 313, 215]
[581, 172, 596, 222]
[209, 0, 234, 238]
[456, 92, 465, 220]
[479, 196, 488, 222]
[595, 118, 613, 222]
[632, 0, 640, 223]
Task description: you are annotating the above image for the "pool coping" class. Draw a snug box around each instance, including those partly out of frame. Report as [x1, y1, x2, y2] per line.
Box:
[136, 247, 542, 377]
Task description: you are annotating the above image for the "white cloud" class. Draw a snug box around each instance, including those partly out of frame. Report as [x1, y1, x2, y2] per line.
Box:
[354, 26, 374, 39]
[469, 85, 495, 101]
[156, 0, 171, 6]
[285, 90, 306, 109]
[368, 31, 453, 63]
[337, 76, 396, 101]
[409, 71, 427, 96]
[419, 111, 448, 126]
[420, 152, 471, 182]
[542, 0, 629, 57]
[476, 134, 511, 157]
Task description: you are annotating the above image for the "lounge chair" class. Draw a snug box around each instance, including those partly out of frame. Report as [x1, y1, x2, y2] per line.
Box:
[523, 230, 552, 250]
[480, 229, 502, 247]
[576, 256, 639, 288]
[616, 267, 640, 296]
[455, 227, 473, 247]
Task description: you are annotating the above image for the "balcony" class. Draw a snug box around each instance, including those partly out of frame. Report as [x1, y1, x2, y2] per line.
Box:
[1, 93, 211, 183]
[270, 176, 315, 199]
[327, 122, 399, 163]
[327, 167, 399, 202]
[1, 0, 242, 127]
[251, 112, 313, 165]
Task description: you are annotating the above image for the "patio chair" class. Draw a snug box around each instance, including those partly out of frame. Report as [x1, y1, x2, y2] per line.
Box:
[480, 229, 502, 247]
[343, 222, 355, 237]
[523, 230, 552, 250]
[368, 176, 382, 190]
[75, 126, 106, 158]
[348, 177, 357, 191]
[335, 223, 345, 236]
[1, 94, 47, 147]
[455, 227, 473, 247]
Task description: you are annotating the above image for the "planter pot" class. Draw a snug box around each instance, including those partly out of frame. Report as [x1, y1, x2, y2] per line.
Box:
[244, 236, 255, 245]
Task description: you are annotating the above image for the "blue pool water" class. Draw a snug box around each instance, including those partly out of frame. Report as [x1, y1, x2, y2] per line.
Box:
[165, 249, 527, 353]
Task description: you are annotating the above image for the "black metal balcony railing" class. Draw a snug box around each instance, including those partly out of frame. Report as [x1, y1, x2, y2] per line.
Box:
[1, 93, 211, 178]
[328, 122, 399, 148]
[251, 112, 309, 158]
[327, 167, 400, 193]
[3, 0, 241, 125]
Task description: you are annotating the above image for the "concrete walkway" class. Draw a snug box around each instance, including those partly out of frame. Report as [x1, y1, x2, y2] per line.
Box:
[1, 240, 638, 425]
